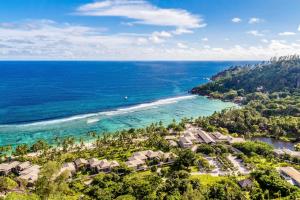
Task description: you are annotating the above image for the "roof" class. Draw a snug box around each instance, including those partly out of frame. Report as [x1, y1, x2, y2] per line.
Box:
[17, 161, 31, 170]
[62, 162, 76, 172]
[88, 158, 99, 164]
[280, 167, 300, 185]
[145, 150, 160, 158]
[19, 165, 40, 176]
[168, 140, 178, 146]
[212, 132, 230, 140]
[19, 172, 39, 183]
[198, 130, 215, 143]
[184, 132, 197, 140]
[0, 161, 20, 171]
[98, 159, 111, 168]
[88, 158, 101, 167]
[238, 179, 253, 188]
[74, 158, 88, 166]
[110, 161, 119, 168]
[179, 136, 192, 144]
[126, 158, 145, 167]
[132, 152, 148, 160]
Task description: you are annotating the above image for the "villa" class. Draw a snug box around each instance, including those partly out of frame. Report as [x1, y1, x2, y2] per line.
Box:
[126, 150, 176, 170]
[15, 161, 31, 173]
[279, 167, 300, 187]
[197, 130, 216, 144]
[125, 158, 146, 170]
[17, 164, 41, 186]
[0, 161, 20, 175]
[58, 162, 76, 178]
[74, 158, 88, 169]
[87, 158, 120, 173]
[274, 149, 300, 158]
[211, 132, 231, 142]
[179, 137, 193, 148]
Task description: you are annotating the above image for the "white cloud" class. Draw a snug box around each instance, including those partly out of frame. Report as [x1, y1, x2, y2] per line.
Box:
[148, 31, 173, 44]
[249, 17, 263, 24]
[232, 18, 242, 23]
[201, 37, 208, 42]
[279, 31, 296, 36]
[261, 39, 269, 43]
[1, 19, 300, 61]
[298, 25, 300, 31]
[77, 0, 205, 31]
[172, 28, 193, 35]
[177, 42, 188, 49]
[247, 30, 264, 37]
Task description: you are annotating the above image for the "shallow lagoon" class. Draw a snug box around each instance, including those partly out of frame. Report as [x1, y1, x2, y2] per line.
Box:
[0, 95, 235, 146]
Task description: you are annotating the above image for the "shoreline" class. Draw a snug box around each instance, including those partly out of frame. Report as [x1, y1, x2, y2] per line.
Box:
[0, 95, 198, 127]
[0, 95, 235, 148]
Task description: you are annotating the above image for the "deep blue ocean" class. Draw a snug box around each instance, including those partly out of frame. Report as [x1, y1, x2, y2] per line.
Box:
[0, 61, 252, 146]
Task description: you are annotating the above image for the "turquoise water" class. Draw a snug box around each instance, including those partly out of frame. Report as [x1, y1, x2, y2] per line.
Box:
[0, 61, 250, 146]
[0, 95, 235, 146]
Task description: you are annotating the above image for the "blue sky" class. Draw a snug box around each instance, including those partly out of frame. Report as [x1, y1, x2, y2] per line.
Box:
[0, 0, 300, 60]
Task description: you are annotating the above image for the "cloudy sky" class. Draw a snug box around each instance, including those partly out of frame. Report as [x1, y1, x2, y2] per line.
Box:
[0, 0, 300, 60]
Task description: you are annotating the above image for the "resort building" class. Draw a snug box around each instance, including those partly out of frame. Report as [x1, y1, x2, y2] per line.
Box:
[18, 165, 41, 186]
[168, 140, 178, 147]
[238, 179, 253, 189]
[0, 161, 20, 175]
[15, 161, 31, 173]
[211, 132, 231, 142]
[74, 158, 88, 169]
[87, 158, 119, 173]
[179, 136, 193, 148]
[183, 132, 198, 143]
[274, 149, 300, 158]
[97, 159, 112, 172]
[125, 158, 146, 170]
[58, 162, 76, 178]
[197, 130, 216, 144]
[279, 167, 300, 187]
[126, 150, 176, 170]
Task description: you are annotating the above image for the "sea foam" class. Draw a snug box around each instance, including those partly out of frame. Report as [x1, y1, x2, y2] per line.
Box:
[0, 95, 197, 128]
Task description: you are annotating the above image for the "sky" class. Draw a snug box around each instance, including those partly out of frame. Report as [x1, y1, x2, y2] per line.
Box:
[0, 0, 300, 60]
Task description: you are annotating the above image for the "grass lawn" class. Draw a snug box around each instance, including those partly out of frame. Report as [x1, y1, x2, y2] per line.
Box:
[190, 174, 227, 186]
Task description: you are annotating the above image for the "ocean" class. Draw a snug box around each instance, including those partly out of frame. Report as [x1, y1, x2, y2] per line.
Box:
[0, 61, 252, 147]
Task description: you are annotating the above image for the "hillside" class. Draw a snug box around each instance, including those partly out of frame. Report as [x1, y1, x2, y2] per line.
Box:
[191, 56, 300, 140]
[191, 55, 300, 97]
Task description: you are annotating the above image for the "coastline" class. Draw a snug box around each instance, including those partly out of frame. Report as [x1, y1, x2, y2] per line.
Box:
[0, 95, 236, 147]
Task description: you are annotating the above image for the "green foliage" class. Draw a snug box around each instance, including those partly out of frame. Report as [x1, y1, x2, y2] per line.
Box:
[192, 56, 300, 139]
[252, 169, 299, 198]
[171, 149, 197, 171]
[207, 179, 244, 200]
[4, 192, 40, 200]
[197, 144, 215, 155]
[15, 144, 29, 156]
[31, 140, 49, 153]
[233, 141, 273, 156]
[35, 161, 77, 200]
[0, 177, 18, 192]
